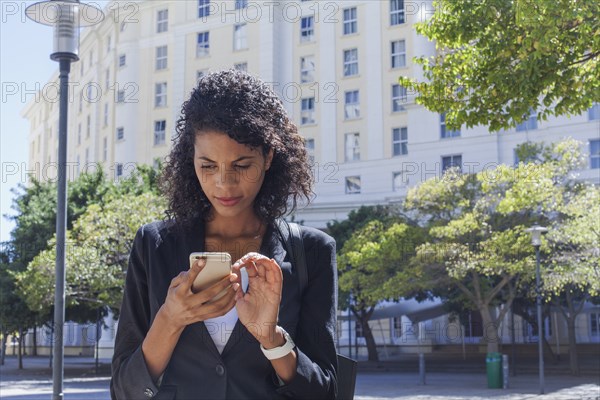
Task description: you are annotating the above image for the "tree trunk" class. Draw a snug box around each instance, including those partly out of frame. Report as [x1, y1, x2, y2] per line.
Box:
[479, 307, 499, 353]
[32, 325, 37, 356]
[17, 327, 23, 370]
[360, 316, 379, 362]
[565, 315, 579, 375]
[0, 333, 6, 366]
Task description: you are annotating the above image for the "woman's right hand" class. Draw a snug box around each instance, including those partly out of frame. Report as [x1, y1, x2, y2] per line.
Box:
[159, 258, 239, 331]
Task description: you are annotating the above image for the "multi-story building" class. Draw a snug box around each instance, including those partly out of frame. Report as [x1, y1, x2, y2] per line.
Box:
[21, 0, 600, 357]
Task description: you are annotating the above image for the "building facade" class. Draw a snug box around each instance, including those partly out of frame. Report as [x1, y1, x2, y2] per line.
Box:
[21, 0, 600, 357]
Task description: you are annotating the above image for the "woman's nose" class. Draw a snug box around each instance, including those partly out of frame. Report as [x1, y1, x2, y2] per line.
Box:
[215, 164, 239, 186]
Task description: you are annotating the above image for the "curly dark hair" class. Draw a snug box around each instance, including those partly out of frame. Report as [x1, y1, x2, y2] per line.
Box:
[160, 69, 313, 228]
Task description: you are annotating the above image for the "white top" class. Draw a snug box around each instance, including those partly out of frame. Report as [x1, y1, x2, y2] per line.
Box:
[204, 268, 249, 354]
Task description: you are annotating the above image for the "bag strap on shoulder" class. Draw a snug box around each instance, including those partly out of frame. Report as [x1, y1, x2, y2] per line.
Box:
[275, 219, 307, 295]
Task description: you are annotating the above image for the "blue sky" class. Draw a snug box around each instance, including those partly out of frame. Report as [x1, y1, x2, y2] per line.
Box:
[0, 1, 110, 243]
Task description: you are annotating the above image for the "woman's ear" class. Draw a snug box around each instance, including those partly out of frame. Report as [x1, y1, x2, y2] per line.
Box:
[265, 149, 274, 171]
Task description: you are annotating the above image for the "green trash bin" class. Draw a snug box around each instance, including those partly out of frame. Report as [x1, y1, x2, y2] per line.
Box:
[486, 352, 502, 389]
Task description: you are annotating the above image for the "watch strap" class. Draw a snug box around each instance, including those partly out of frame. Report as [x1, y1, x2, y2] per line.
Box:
[260, 327, 295, 360]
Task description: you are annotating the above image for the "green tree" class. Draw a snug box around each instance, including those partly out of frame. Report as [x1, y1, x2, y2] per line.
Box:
[326, 205, 395, 251]
[407, 169, 533, 354]
[14, 192, 165, 319]
[545, 187, 600, 374]
[0, 244, 37, 368]
[405, 138, 597, 359]
[337, 220, 427, 361]
[5, 165, 162, 351]
[399, 0, 599, 131]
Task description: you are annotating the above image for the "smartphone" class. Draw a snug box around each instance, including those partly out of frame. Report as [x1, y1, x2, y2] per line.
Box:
[189, 252, 232, 300]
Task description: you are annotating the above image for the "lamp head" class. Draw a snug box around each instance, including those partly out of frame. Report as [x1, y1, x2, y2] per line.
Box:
[25, 0, 104, 61]
[526, 225, 548, 247]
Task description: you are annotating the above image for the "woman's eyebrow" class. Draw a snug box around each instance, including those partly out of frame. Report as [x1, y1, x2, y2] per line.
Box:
[197, 156, 256, 162]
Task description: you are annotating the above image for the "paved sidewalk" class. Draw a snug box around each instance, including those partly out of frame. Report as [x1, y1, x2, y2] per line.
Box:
[355, 371, 599, 400]
[0, 356, 598, 399]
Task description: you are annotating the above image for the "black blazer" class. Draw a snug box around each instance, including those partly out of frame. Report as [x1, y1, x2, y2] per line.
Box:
[110, 220, 338, 399]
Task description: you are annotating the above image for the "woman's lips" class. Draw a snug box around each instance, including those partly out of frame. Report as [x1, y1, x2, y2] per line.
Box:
[215, 196, 242, 207]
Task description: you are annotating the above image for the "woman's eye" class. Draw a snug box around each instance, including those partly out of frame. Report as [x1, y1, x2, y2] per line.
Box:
[201, 165, 217, 170]
[234, 164, 251, 170]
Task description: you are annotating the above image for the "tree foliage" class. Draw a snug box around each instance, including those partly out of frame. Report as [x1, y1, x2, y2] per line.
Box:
[404, 139, 595, 354]
[14, 192, 165, 320]
[400, 0, 599, 131]
[336, 219, 427, 361]
[5, 165, 163, 326]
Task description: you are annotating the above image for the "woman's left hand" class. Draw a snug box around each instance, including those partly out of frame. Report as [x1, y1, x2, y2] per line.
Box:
[231, 252, 283, 343]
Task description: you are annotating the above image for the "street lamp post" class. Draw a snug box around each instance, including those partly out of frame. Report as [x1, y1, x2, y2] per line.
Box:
[24, 2, 103, 399]
[526, 225, 548, 395]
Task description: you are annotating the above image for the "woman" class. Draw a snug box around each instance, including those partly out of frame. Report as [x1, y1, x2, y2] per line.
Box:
[110, 70, 338, 399]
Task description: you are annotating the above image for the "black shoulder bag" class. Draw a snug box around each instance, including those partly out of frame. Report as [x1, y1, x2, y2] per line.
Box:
[276, 219, 358, 400]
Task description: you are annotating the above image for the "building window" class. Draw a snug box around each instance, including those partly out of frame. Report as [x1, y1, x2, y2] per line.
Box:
[343, 7, 357, 35]
[300, 56, 315, 83]
[233, 23, 247, 50]
[86, 84, 94, 104]
[392, 84, 407, 112]
[154, 120, 166, 145]
[86, 115, 91, 137]
[301, 97, 315, 125]
[345, 133, 360, 162]
[589, 103, 600, 121]
[392, 127, 408, 156]
[590, 139, 600, 169]
[79, 92, 83, 112]
[234, 62, 247, 72]
[516, 108, 537, 131]
[118, 54, 126, 67]
[105, 68, 110, 90]
[103, 137, 107, 161]
[156, 45, 168, 70]
[305, 138, 315, 164]
[116, 90, 125, 103]
[442, 155, 463, 173]
[391, 40, 406, 68]
[116, 127, 124, 141]
[591, 313, 600, 339]
[343, 49, 358, 77]
[77, 123, 81, 145]
[390, 0, 405, 25]
[104, 103, 108, 126]
[155, 82, 167, 108]
[198, 0, 210, 18]
[197, 32, 210, 57]
[300, 16, 314, 42]
[235, 0, 247, 9]
[392, 317, 402, 338]
[441, 113, 461, 138]
[116, 163, 123, 177]
[393, 171, 409, 191]
[345, 176, 361, 194]
[85, 147, 89, 164]
[344, 90, 360, 119]
[157, 9, 168, 33]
